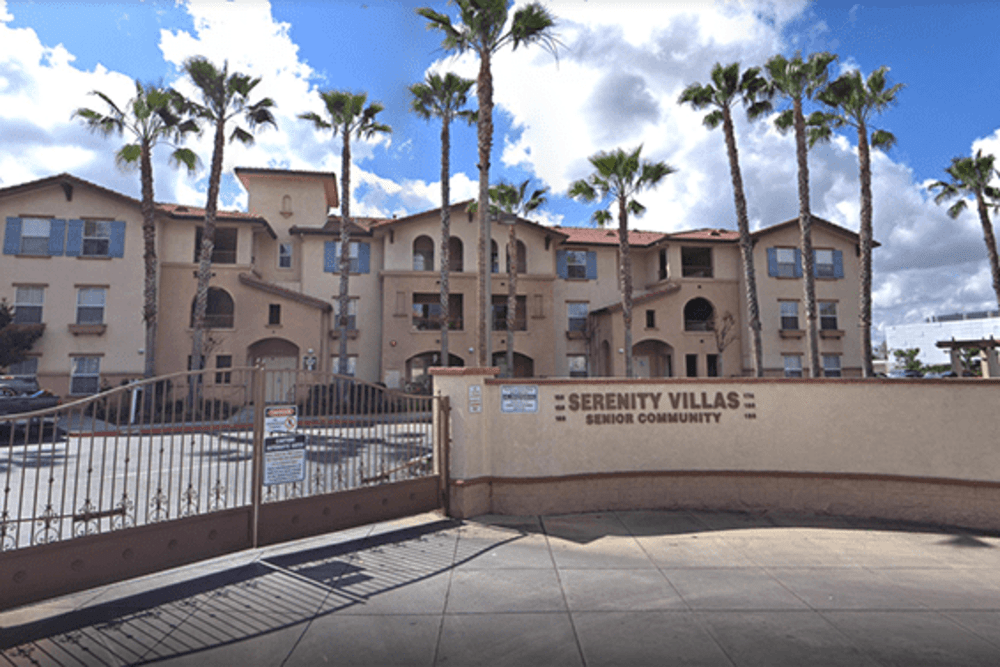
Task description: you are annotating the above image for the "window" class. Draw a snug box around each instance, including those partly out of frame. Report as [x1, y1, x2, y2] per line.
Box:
[823, 355, 842, 378]
[20, 218, 51, 256]
[76, 287, 105, 324]
[774, 247, 797, 278]
[490, 239, 499, 273]
[681, 247, 712, 278]
[492, 295, 527, 331]
[780, 301, 799, 330]
[568, 355, 588, 378]
[783, 354, 803, 378]
[334, 297, 358, 330]
[324, 241, 369, 274]
[13, 286, 44, 324]
[658, 248, 668, 280]
[278, 243, 293, 269]
[686, 354, 698, 377]
[331, 355, 357, 377]
[645, 309, 656, 329]
[281, 195, 293, 215]
[413, 235, 434, 271]
[707, 354, 719, 377]
[506, 240, 526, 274]
[70, 356, 100, 394]
[568, 302, 588, 332]
[566, 250, 587, 279]
[82, 220, 111, 257]
[820, 301, 838, 330]
[412, 293, 463, 330]
[268, 304, 281, 325]
[815, 249, 836, 278]
[190, 287, 234, 328]
[448, 236, 463, 272]
[215, 355, 232, 384]
[194, 227, 238, 264]
[684, 297, 714, 331]
[7, 358, 38, 381]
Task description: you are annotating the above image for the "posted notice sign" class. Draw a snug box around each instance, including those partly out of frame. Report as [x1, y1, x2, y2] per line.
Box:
[500, 385, 538, 413]
[264, 434, 306, 485]
[265, 405, 297, 433]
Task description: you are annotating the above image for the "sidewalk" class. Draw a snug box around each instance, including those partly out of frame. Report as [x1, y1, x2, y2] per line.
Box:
[4, 509, 1000, 665]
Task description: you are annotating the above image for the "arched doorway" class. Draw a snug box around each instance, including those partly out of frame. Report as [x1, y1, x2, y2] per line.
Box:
[248, 338, 299, 403]
[632, 339, 673, 378]
[492, 351, 534, 378]
[406, 351, 464, 394]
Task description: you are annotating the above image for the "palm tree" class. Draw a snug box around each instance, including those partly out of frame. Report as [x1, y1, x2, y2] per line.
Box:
[176, 57, 276, 372]
[300, 91, 391, 375]
[74, 81, 199, 379]
[418, 0, 558, 367]
[929, 150, 1000, 311]
[766, 51, 837, 378]
[816, 66, 904, 378]
[568, 146, 675, 377]
[409, 72, 476, 369]
[679, 62, 772, 377]
[470, 180, 547, 376]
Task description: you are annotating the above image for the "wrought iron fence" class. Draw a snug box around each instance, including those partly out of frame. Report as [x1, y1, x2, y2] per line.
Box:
[0, 368, 436, 553]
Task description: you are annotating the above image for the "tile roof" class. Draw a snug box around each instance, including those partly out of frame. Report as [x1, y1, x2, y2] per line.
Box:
[553, 226, 667, 247]
[670, 228, 740, 242]
[238, 273, 332, 311]
[157, 203, 276, 238]
[592, 281, 683, 314]
[0, 172, 141, 208]
[234, 167, 339, 208]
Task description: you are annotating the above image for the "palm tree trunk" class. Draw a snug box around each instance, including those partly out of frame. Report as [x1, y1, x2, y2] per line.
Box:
[476, 50, 493, 368]
[975, 192, 1000, 311]
[506, 223, 516, 377]
[857, 122, 875, 378]
[722, 106, 763, 377]
[191, 114, 226, 375]
[139, 140, 158, 379]
[793, 96, 820, 378]
[338, 124, 351, 375]
[439, 117, 451, 368]
[619, 197, 633, 378]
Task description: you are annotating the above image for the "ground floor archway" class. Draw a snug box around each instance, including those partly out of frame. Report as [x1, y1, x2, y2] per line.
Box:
[492, 352, 534, 378]
[406, 351, 465, 393]
[632, 339, 673, 378]
[248, 337, 299, 403]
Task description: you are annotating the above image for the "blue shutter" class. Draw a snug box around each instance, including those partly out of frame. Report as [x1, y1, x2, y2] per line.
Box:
[66, 219, 84, 256]
[556, 250, 568, 279]
[3, 218, 21, 255]
[47, 219, 66, 255]
[323, 241, 337, 272]
[109, 220, 126, 258]
[585, 251, 598, 280]
[793, 248, 803, 278]
[766, 248, 778, 277]
[358, 242, 370, 274]
[833, 249, 844, 279]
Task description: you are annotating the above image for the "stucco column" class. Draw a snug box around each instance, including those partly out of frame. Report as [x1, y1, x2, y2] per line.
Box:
[984, 348, 1000, 379]
[430, 366, 500, 518]
[950, 347, 962, 376]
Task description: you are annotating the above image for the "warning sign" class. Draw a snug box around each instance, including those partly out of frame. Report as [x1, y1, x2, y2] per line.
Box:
[264, 433, 306, 485]
[264, 405, 297, 433]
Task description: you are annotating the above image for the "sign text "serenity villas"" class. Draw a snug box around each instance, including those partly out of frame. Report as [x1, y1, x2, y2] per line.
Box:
[565, 391, 744, 426]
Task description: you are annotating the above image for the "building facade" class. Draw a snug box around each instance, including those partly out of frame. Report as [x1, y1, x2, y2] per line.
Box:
[1, 170, 867, 396]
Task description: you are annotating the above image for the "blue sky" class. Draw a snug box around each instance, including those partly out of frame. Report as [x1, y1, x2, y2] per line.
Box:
[2, 0, 1000, 340]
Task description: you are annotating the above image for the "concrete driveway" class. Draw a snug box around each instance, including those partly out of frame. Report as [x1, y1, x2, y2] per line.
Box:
[4, 509, 1000, 665]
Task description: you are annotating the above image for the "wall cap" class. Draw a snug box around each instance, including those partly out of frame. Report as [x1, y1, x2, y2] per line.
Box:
[430, 366, 500, 376]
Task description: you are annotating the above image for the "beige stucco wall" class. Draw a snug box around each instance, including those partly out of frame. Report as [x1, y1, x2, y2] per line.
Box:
[434, 370, 1000, 526]
[1, 183, 148, 395]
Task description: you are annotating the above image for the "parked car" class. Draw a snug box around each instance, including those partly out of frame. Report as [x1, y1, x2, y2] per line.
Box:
[0, 375, 60, 416]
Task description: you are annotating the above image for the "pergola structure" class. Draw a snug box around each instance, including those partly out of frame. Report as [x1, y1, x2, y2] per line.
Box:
[935, 337, 1000, 377]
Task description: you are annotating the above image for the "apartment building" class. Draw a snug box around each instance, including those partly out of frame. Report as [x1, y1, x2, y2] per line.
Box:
[1, 169, 866, 397]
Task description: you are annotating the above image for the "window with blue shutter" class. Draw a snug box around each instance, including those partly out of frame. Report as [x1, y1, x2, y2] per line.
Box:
[109, 221, 126, 257]
[833, 249, 844, 278]
[768, 247, 800, 278]
[65, 219, 84, 256]
[556, 249, 595, 280]
[585, 251, 597, 279]
[323, 241, 337, 272]
[556, 250, 568, 278]
[358, 242, 370, 274]
[48, 219, 66, 255]
[3, 217, 21, 255]
[813, 249, 842, 278]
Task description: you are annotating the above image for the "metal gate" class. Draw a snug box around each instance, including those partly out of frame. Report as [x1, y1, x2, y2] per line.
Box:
[0, 367, 449, 611]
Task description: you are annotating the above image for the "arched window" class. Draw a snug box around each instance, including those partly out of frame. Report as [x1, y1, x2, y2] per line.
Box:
[491, 239, 499, 273]
[505, 239, 527, 274]
[684, 297, 714, 331]
[413, 235, 434, 271]
[448, 236, 463, 272]
[280, 194, 293, 216]
[191, 287, 235, 329]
